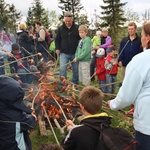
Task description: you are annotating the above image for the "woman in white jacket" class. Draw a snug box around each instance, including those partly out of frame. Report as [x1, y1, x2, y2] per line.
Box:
[107, 22, 150, 150]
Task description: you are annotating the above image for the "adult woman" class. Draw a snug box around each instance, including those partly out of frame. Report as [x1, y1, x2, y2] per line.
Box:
[17, 22, 33, 53]
[107, 22, 150, 150]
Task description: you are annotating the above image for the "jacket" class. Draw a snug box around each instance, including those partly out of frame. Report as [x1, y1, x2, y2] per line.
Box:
[17, 30, 33, 53]
[61, 113, 111, 150]
[110, 49, 150, 135]
[35, 27, 48, 53]
[91, 35, 101, 49]
[0, 76, 36, 150]
[55, 22, 80, 54]
[118, 34, 142, 67]
[100, 36, 112, 49]
[105, 55, 118, 75]
[75, 36, 92, 62]
[8, 47, 32, 73]
[95, 56, 106, 81]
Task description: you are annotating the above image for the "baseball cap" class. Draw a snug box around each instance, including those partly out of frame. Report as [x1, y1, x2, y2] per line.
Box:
[95, 48, 105, 58]
[106, 46, 115, 53]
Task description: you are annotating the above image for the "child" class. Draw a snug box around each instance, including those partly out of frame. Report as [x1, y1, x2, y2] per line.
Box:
[105, 46, 118, 94]
[94, 48, 106, 92]
[91, 30, 101, 50]
[73, 25, 92, 85]
[0, 76, 36, 150]
[39, 144, 63, 150]
[61, 86, 111, 150]
[8, 43, 40, 83]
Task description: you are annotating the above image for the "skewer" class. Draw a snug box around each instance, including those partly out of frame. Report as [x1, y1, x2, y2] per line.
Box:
[41, 101, 60, 145]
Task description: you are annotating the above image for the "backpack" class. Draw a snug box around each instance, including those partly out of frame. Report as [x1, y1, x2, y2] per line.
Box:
[95, 124, 137, 150]
[45, 31, 51, 46]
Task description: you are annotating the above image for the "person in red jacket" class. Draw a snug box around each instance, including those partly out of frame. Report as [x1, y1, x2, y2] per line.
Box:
[94, 48, 106, 92]
[105, 46, 118, 94]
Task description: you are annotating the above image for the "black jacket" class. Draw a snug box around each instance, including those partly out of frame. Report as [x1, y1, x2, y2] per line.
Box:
[61, 114, 111, 150]
[55, 22, 80, 54]
[0, 76, 36, 150]
[17, 30, 33, 53]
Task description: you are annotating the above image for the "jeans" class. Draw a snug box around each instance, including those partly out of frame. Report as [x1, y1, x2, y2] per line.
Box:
[135, 130, 150, 150]
[17, 67, 38, 84]
[99, 80, 106, 93]
[60, 53, 78, 84]
[106, 74, 117, 93]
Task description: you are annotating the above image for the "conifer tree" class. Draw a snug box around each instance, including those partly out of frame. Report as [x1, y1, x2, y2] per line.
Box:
[26, 0, 49, 29]
[58, 0, 84, 22]
[0, 0, 9, 30]
[100, 0, 127, 47]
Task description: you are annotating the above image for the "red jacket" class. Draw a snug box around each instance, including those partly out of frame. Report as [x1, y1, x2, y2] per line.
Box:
[95, 57, 106, 81]
[105, 55, 118, 75]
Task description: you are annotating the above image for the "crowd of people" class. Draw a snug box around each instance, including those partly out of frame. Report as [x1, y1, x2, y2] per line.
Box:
[0, 10, 150, 150]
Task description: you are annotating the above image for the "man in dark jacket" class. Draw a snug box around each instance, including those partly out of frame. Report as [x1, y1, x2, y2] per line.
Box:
[0, 76, 36, 150]
[118, 22, 142, 80]
[55, 12, 80, 84]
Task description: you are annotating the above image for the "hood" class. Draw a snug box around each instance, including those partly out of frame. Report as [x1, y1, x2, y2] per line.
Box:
[0, 76, 31, 113]
[17, 29, 28, 35]
[81, 113, 112, 132]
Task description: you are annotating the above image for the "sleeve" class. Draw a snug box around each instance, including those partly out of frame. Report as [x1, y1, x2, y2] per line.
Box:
[118, 39, 124, 62]
[100, 36, 112, 49]
[110, 63, 143, 110]
[55, 27, 61, 50]
[20, 112, 36, 131]
[61, 129, 76, 150]
[38, 29, 45, 42]
[76, 40, 91, 61]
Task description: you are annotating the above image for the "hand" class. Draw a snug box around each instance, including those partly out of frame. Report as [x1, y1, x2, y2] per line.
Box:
[92, 50, 96, 55]
[38, 52, 42, 56]
[73, 58, 77, 62]
[106, 100, 111, 108]
[7, 52, 13, 57]
[93, 72, 97, 76]
[66, 120, 75, 131]
[118, 61, 122, 67]
[96, 46, 100, 50]
[56, 50, 60, 55]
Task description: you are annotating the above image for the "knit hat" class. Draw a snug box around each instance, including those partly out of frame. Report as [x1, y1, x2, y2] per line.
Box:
[96, 30, 101, 35]
[106, 46, 115, 53]
[95, 48, 105, 58]
[12, 43, 20, 51]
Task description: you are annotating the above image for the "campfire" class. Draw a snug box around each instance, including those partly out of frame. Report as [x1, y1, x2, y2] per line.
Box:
[25, 60, 82, 135]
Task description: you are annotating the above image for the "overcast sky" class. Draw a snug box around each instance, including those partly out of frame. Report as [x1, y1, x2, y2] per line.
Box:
[4, 0, 150, 20]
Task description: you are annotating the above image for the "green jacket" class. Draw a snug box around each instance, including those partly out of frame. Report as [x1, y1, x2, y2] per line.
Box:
[91, 35, 101, 49]
[75, 36, 92, 62]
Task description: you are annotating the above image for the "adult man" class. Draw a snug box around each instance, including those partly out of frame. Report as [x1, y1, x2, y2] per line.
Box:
[55, 12, 80, 84]
[118, 22, 142, 80]
[35, 21, 48, 62]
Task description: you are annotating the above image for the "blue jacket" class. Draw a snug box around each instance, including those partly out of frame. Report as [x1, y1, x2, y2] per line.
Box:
[118, 34, 142, 67]
[110, 49, 150, 135]
[0, 76, 36, 150]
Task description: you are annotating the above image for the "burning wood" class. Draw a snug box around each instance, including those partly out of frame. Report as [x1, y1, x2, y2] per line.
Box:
[24, 60, 82, 135]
